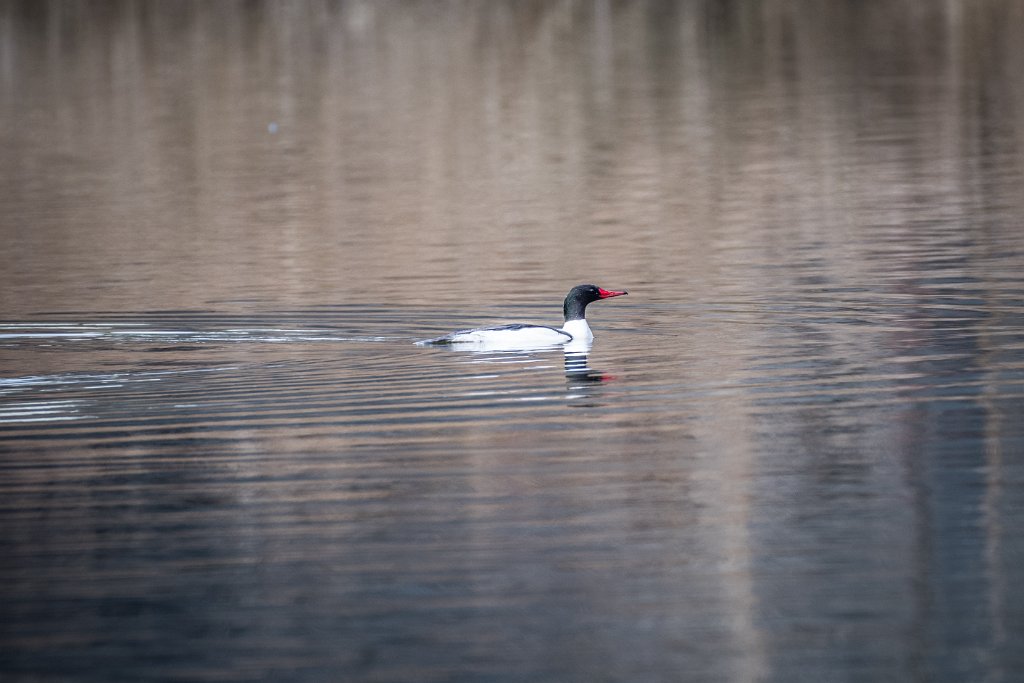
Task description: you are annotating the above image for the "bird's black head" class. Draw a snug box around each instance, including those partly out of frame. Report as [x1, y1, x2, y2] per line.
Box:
[563, 284, 628, 322]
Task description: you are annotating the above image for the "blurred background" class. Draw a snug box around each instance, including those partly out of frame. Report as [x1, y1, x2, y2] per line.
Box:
[3, 1, 1022, 313]
[2, 2, 1024, 682]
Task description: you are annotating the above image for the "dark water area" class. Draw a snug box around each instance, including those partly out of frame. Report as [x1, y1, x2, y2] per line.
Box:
[3, 2, 1024, 681]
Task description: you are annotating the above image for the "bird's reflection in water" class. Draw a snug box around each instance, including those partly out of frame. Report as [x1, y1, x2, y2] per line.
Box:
[564, 347, 615, 405]
[432, 339, 616, 403]
[564, 350, 605, 381]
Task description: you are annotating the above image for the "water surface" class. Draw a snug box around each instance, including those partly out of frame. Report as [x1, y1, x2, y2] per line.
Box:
[2, 2, 1024, 681]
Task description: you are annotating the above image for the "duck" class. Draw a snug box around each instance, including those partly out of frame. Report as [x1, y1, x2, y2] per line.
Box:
[417, 284, 627, 349]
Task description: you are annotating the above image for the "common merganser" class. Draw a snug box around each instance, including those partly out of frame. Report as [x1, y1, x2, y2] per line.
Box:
[417, 284, 628, 348]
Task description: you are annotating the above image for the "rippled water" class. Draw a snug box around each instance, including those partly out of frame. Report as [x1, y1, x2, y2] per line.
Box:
[3, 2, 1024, 682]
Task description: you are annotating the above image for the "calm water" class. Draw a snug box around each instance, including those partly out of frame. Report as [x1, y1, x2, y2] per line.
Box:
[3, 2, 1024, 681]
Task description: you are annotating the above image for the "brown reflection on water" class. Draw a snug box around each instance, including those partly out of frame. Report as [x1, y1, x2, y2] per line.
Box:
[2, 2, 1024, 682]
[1, 1, 1022, 313]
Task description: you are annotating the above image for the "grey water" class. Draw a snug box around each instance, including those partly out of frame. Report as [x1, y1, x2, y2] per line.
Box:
[2, 2, 1024, 681]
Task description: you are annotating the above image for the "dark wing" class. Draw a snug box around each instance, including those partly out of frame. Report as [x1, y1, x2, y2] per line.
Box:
[483, 323, 560, 332]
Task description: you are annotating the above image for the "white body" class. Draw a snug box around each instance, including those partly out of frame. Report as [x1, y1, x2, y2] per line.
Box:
[419, 319, 594, 352]
[439, 327, 569, 352]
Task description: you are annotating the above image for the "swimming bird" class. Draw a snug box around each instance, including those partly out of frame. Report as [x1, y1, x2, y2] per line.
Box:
[417, 284, 627, 349]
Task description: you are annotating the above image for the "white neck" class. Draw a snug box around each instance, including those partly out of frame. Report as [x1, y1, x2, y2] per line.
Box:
[561, 318, 593, 342]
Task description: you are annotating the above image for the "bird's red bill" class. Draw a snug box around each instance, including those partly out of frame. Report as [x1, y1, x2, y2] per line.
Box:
[598, 288, 628, 299]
